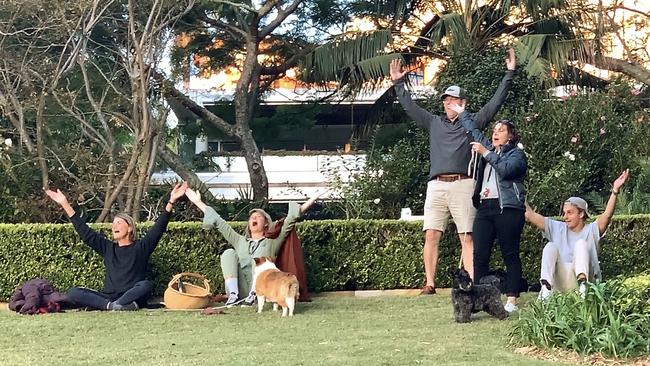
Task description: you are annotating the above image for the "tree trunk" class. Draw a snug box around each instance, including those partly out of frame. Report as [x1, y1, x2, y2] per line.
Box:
[239, 131, 268, 202]
[159, 72, 269, 201]
[131, 136, 155, 221]
[233, 40, 269, 202]
[97, 143, 142, 222]
[35, 93, 49, 189]
[594, 56, 650, 85]
[124, 172, 136, 215]
[156, 143, 217, 201]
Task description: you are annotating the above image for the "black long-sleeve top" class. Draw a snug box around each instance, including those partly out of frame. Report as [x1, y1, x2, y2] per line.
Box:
[70, 211, 171, 295]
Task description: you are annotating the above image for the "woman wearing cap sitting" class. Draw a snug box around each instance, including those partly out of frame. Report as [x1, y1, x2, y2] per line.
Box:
[185, 187, 323, 307]
[525, 170, 629, 300]
[449, 102, 527, 314]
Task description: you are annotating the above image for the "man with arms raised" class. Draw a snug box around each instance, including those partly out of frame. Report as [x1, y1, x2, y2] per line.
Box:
[389, 49, 516, 294]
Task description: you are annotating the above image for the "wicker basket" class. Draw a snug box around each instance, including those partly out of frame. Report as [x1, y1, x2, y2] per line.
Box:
[163, 272, 211, 309]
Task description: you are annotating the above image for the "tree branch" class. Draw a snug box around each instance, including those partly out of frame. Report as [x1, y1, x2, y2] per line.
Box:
[153, 71, 239, 139]
[594, 56, 650, 85]
[156, 143, 217, 202]
[259, 0, 304, 39]
[257, 0, 281, 18]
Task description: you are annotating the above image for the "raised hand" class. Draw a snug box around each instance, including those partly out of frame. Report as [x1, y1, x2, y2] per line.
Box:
[389, 59, 408, 82]
[185, 187, 207, 213]
[300, 188, 331, 213]
[612, 169, 629, 193]
[170, 182, 188, 203]
[598, 168, 630, 235]
[506, 48, 516, 71]
[44, 188, 70, 206]
[44, 188, 75, 217]
[185, 187, 202, 204]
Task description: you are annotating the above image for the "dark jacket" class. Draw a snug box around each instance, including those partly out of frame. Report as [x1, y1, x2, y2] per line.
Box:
[458, 112, 527, 210]
[9, 279, 69, 314]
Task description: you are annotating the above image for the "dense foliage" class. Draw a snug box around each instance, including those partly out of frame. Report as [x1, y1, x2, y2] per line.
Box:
[510, 274, 650, 358]
[1, 215, 648, 300]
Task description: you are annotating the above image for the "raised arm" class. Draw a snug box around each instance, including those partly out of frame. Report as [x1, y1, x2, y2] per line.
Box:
[456, 109, 493, 149]
[300, 189, 329, 214]
[472, 48, 515, 129]
[390, 59, 436, 130]
[186, 187, 243, 247]
[525, 202, 545, 231]
[269, 202, 301, 254]
[44, 188, 76, 217]
[44, 188, 108, 255]
[596, 169, 629, 236]
[141, 182, 187, 254]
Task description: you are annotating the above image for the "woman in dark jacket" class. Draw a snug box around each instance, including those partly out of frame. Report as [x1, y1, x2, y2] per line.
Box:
[451, 103, 527, 313]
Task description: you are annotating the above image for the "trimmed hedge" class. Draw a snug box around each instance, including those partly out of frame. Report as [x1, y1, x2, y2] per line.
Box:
[1, 215, 649, 300]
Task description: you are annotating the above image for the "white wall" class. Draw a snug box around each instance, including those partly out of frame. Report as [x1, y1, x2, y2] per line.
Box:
[151, 153, 366, 202]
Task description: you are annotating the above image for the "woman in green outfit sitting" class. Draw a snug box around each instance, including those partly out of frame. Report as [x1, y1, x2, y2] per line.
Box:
[185, 187, 323, 307]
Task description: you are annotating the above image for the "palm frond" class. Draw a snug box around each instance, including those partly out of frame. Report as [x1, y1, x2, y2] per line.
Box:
[300, 29, 395, 88]
[521, 0, 569, 22]
[516, 33, 589, 84]
[516, 34, 549, 80]
[422, 12, 472, 53]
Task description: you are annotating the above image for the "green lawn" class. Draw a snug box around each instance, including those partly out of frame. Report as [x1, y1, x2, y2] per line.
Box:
[0, 294, 576, 366]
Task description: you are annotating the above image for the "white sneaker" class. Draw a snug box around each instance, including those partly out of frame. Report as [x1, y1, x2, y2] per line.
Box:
[538, 286, 552, 301]
[225, 292, 239, 308]
[504, 302, 518, 314]
[240, 292, 256, 307]
[578, 282, 586, 299]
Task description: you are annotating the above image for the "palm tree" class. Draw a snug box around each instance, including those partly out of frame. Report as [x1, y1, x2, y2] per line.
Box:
[308, 0, 650, 91]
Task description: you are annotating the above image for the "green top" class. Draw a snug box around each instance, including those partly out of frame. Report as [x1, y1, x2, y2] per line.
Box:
[202, 202, 301, 271]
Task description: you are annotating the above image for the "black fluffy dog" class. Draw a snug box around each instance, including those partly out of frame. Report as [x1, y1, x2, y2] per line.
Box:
[480, 268, 532, 294]
[451, 268, 508, 323]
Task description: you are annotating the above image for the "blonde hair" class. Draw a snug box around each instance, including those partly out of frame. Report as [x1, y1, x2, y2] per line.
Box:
[114, 212, 136, 241]
[245, 208, 273, 238]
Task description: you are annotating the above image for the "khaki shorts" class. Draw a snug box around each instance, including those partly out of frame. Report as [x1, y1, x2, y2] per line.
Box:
[423, 179, 476, 233]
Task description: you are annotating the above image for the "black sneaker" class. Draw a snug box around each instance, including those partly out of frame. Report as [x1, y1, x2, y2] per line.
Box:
[225, 293, 239, 308]
[240, 293, 256, 307]
[109, 301, 139, 311]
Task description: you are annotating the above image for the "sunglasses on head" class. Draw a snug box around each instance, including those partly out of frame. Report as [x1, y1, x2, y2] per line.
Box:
[497, 119, 515, 128]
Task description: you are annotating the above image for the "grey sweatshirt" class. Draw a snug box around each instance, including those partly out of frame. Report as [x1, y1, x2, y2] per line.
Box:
[393, 70, 514, 179]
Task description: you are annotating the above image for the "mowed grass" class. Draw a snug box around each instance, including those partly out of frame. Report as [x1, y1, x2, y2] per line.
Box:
[0, 294, 576, 366]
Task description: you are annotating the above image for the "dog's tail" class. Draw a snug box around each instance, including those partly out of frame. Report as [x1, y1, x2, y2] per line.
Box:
[282, 274, 300, 299]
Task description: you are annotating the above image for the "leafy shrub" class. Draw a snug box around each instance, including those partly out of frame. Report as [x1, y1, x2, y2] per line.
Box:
[1, 215, 649, 300]
[518, 82, 650, 214]
[619, 272, 650, 314]
[509, 277, 650, 358]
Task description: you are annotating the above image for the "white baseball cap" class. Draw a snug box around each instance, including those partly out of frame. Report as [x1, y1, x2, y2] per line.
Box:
[564, 197, 590, 218]
[440, 85, 467, 100]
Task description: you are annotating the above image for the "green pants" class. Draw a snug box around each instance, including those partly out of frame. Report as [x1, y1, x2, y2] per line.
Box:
[220, 249, 253, 297]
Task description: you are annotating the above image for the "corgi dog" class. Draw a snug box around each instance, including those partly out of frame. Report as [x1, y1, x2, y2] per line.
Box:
[253, 256, 299, 317]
